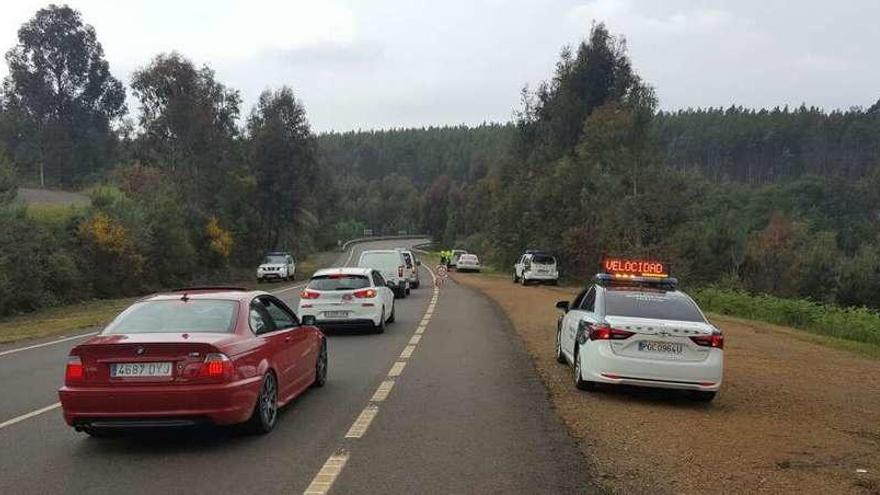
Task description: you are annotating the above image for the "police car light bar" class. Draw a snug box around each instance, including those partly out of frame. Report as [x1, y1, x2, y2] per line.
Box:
[602, 257, 668, 278]
[597, 257, 677, 289]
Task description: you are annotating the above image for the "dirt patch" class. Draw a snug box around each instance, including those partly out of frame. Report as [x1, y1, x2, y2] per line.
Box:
[453, 273, 880, 494]
[16, 187, 91, 206]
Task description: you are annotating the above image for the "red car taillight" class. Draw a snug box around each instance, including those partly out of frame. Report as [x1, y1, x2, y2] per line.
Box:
[398, 265, 404, 277]
[199, 353, 235, 380]
[588, 324, 635, 340]
[354, 288, 377, 298]
[691, 333, 724, 349]
[65, 355, 84, 383]
[300, 290, 321, 299]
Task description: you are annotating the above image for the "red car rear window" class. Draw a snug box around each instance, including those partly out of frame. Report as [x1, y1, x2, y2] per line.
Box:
[104, 300, 239, 334]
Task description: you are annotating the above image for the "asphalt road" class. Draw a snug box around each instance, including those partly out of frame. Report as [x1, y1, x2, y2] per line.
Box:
[0, 239, 595, 494]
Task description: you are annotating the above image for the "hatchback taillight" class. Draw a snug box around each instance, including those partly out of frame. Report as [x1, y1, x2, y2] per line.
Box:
[65, 355, 84, 383]
[588, 325, 635, 341]
[354, 288, 377, 298]
[300, 290, 321, 299]
[690, 333, 724, 349]
[199, 353, 234, 380]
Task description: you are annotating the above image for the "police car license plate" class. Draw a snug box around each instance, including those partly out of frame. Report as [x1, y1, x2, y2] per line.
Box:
[638, 341, 683, 354]
[111, 362, 172, 377]
[324, 311, 349, 318]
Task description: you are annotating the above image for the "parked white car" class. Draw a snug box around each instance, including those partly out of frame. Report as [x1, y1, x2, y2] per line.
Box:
[257, 252, 296, 282]
[449, 249, 468, 268]
[357, 249, 410, 298]
[555, 270, 723, 401]
[456, 253, 481, 272]
[513, 251, 558, 285]
[298, 267, 395, 333]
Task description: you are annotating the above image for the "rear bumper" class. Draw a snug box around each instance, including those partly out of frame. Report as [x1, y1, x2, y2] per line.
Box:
[523, 272, 557, 281]
[582, 342, 723, 391]
[298, 305, 382, 326]
[457, 264, 481, 271]
[58, 376, 262, 427]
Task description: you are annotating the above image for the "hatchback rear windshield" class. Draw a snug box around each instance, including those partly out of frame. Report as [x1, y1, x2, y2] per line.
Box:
[308, 274, 370, 291]
[532, 254, 555, 264]
[603, 290, 705, 322]
[104, 300, 239, 334]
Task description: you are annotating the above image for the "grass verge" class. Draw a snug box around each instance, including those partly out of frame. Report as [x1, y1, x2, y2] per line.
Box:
[692, 287, 880, 350]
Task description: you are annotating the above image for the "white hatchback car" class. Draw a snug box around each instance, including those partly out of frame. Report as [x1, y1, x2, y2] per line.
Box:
[298, 268, 395, 333]
[555, 272, 723, 401]
[456, 253, 481, 272]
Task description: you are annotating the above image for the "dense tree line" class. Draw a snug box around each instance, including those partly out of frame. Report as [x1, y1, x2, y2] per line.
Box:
[1, 6, 879, 316]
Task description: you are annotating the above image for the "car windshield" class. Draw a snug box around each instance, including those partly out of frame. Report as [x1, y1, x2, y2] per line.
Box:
[308, 274, 371, 291]
[603, 290, 705, 322]
[264, 255, 287, 264]
[104, 300, 239, 334]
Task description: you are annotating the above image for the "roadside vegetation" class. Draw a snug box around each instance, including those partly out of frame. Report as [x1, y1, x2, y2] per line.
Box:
[2, 4, 880, 333]
[693, 287, 880, 349]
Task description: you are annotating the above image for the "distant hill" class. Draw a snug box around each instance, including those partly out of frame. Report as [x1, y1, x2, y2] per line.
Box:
[16, 188, 90, 207]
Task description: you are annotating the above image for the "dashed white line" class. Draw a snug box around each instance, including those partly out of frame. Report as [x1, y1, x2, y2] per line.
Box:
[387, 361, 407, 377]
[409, 335, 422, 345]
[303, 450, 350, 495]
[345, 405, 379, 438]
[0, 402, 60, 430]
[399, 345, 416, 359]
[370, 380, 395, 402]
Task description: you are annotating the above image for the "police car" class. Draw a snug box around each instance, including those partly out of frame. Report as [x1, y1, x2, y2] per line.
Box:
[554, 258, 723, 401]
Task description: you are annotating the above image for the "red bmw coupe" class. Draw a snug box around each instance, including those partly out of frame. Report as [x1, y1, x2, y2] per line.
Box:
[58, 287, 327, 436]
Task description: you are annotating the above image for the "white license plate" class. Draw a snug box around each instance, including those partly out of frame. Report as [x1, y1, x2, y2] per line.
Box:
[638, 341, 683, 354]
[111, 362, 173, 377]
[323, 311, 349, 318]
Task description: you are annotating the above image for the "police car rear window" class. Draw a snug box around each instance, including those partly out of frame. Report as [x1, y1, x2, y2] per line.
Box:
[532, 254, 555, 264]
[603, 291, 705, 322]
[308, 275, 371, 291]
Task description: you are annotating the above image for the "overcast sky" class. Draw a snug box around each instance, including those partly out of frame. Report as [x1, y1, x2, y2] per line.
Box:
[1, 0, 878, 132]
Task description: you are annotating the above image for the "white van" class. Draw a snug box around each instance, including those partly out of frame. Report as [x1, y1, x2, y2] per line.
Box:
[514, 251, 559, 285]
[358, 250, 410, 298]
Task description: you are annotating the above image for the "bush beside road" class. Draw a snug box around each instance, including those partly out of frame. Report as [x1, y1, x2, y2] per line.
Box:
[453, 272, 880, 494]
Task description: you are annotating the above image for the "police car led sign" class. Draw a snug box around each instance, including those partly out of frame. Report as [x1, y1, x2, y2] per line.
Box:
[602, 258, 668, 278]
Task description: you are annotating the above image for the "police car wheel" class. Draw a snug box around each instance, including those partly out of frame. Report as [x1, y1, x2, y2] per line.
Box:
[573, 347, 595, 391]
[555, 327, 566, 364]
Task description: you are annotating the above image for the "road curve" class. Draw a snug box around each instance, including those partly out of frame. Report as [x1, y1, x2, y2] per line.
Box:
[0, 239, 596, 494]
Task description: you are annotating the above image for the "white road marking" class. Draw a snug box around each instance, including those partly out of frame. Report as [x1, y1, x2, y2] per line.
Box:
[370, 380, 395, 402]
[0, 402, 60, 430]
[303, 450, 350, 495]
[387, 361, 407, 377]
[345, 405, 379, 438]
[273, 283, 306, 294]
[302, 259, 437, 494]
[0, 332, 98, 358]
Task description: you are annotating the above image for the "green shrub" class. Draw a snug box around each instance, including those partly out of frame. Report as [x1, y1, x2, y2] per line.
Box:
[692, 287, 880, 347]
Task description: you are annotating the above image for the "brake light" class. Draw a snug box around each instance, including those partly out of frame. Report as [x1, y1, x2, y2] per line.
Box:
[588, 324, 635, 340]
[65, 355, 84, 382]
[398, 265, 404, 277]
[300, 290, 321, 299]
[199, 353, 234, 379]
[690, 333, 724, 349]
[354, 288, 377, 298]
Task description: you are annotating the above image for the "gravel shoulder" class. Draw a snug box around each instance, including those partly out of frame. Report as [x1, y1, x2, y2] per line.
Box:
[453, 272, 880, 494]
